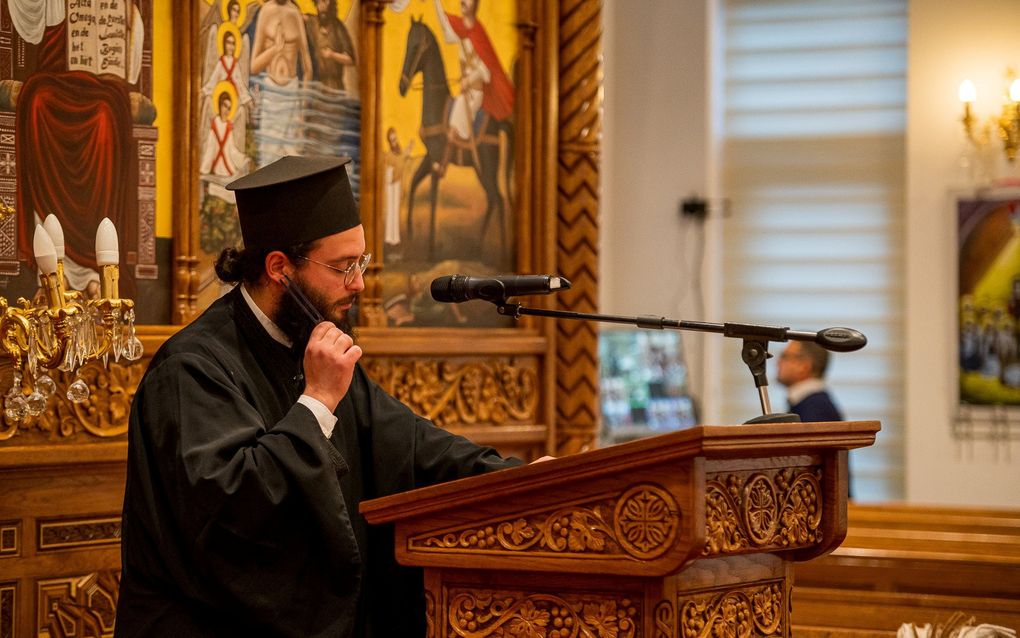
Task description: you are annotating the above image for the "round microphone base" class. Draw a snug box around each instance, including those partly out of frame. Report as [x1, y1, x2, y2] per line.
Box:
[743, 412, 802, 425]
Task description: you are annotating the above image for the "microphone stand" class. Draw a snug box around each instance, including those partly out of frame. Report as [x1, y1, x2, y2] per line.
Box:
[494, 300, 866, 424]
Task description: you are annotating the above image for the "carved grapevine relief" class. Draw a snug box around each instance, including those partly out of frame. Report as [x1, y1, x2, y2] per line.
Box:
[412, 484, 680, 560]
[679, 583, 784, 638]
[702, 468, 823, 556]
[448, 589, 639, 638]
[364, 358, 538, 427]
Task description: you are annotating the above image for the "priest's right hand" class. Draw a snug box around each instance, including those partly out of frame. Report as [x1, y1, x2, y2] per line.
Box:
[302, 322, 363, 412]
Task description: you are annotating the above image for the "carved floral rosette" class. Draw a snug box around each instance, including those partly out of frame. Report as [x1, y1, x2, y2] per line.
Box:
[411, 484, 680, 561]
[447, 589, 640, 638]
[679, 583, 784, 638]
[363, 357, 538, 427]
[702, 467, 823, 557]
[0, 361, 142, 443]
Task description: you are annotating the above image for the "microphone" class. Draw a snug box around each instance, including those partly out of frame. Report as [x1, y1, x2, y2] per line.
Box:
[431, 274, 572, 303]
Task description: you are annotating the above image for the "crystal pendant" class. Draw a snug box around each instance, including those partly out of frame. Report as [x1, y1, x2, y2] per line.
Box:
[25, 391, 46, 417]
[36, 374, 57, 397]
[125, 311, 143, 361]
[5, 394, 27, 420]
[66, 377, 90, 403]
[125, 335, 144, 361]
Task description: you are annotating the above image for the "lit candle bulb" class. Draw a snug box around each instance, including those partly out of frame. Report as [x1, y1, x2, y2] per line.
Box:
[960, 80, 978, 143]
[959, 79, 977, 103]
[96, 218, 120, 299]
[1010, 78, 1020, 103]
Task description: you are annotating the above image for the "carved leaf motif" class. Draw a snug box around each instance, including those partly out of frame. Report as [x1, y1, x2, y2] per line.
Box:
[509, 518, 535, 545]
[583, 601, 620, 638]
[507, 600, 550, 638]
[568, 510, 605, 552]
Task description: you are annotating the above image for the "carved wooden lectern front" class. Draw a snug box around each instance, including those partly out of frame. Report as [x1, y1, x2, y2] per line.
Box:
[361, 421, 879, 638]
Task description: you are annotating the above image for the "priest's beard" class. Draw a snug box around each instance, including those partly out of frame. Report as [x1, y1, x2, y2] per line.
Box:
[274, 278, 358, 349]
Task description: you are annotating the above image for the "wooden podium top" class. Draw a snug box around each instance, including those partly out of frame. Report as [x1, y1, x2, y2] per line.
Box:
[361, 421, 879, 577]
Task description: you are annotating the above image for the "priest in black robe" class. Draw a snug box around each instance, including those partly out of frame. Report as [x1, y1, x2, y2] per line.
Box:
[116, 155, 522, 637]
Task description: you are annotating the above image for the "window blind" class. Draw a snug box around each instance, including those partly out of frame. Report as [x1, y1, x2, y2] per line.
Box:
[718, 0, 907, 500]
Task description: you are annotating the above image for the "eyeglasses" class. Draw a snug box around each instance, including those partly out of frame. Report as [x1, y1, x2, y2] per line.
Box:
[296, 253, 371, 286]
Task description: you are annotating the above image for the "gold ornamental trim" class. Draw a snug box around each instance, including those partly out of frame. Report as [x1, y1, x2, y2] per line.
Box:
[364, 357, 538, 428]
[37, 517, 121, 551]
[410, 484, 680, 561]
[679, 582, 784, 638]
[702, 467, 823, 557]
[448, 588, 640, 638]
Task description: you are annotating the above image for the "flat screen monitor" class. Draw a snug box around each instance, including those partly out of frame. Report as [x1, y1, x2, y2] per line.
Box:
[599, 328, 697, 444]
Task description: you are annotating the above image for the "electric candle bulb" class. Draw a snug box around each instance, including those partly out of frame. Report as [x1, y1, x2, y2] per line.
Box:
[95, 218, 119, 266]
[33, 225, 57, 275]
[959, 79, 977, 103]
[42, 214, 65, 260]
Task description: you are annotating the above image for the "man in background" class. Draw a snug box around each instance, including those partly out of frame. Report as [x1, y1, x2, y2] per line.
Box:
[777, 340, 844, 422]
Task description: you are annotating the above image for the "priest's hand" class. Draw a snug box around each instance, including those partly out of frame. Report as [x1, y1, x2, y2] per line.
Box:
[303, 322, 363, 412]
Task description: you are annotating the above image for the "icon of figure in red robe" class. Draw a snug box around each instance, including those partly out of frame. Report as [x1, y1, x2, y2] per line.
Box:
[431, 0, 513, 174]
[10, 0, 146, 298]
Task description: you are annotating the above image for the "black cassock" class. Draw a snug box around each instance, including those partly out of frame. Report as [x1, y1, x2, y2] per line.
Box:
[116, 287, 521, 637]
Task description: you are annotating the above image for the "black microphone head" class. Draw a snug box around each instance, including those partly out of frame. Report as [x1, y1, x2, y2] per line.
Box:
[430, 275, 462, 303]
[815, 327, 867, 352]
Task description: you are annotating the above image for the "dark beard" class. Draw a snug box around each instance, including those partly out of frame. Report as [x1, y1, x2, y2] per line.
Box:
[274, 280, 357, 349]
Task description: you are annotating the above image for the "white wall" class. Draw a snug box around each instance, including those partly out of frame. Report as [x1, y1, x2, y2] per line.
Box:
[602, 0, 1020, 507]
[601, 0, 716, 416]
[905, 0, 1020, 506]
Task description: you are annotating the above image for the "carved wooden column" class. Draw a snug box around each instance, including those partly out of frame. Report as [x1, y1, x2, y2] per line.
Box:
[555, 0, 602, 455]
[359, 0, 387, 328]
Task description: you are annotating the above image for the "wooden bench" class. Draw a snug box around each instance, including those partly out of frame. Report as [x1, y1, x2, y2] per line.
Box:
[792, 503, 1020, 636]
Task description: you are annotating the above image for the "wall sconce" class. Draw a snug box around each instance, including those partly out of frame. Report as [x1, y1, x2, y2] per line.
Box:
[959, 69, 1020, 163]
[0, 212, 142, 422]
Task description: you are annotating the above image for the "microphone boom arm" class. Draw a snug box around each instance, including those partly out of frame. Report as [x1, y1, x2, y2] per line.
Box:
[495, 301, 866, 423]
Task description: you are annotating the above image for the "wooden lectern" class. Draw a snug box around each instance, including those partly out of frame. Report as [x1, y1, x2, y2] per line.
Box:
[361, 421, 879, 638]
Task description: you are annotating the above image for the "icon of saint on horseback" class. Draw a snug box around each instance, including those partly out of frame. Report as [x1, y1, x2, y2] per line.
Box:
[396, 0, 515, 264]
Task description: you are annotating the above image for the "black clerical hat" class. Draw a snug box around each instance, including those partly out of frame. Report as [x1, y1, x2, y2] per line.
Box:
[226, 155, 359, 250]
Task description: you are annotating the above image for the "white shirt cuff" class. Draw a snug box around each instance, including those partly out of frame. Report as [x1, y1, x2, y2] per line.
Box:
[297, 395, 338, 438]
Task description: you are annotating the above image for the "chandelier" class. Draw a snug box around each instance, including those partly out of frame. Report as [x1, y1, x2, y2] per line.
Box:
[0, 213, 143, 422]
